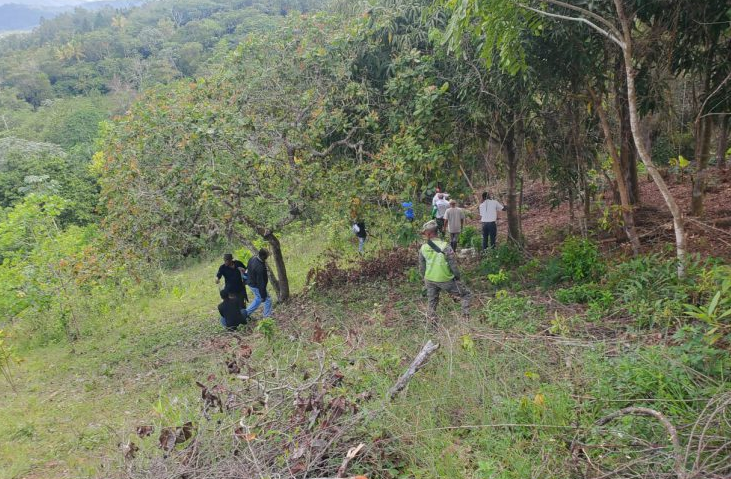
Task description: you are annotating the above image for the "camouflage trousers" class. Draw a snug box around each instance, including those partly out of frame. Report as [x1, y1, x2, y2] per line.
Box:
[425, 279, 471, 321]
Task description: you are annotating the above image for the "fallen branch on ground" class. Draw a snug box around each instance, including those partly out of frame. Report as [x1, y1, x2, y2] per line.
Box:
[337, 443, 365, 478]
[388, 340, 440, 400]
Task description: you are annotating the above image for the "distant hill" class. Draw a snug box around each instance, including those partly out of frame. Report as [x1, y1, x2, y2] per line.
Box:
[0, 1, 144, 32]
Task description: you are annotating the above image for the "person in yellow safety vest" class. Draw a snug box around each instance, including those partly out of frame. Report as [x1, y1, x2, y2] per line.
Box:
[418, 220, 471, 324]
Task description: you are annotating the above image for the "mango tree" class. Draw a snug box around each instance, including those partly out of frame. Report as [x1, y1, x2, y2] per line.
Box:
[99, 15, 367, 300]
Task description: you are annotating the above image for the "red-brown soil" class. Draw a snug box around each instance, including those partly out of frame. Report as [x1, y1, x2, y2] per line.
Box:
[466, 167, 731, 260]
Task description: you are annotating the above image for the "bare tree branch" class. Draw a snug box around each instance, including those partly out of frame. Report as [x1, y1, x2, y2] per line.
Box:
[517, 3, 625, 49]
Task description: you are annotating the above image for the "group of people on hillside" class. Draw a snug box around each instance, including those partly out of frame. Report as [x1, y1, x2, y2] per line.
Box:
[419, 190, 505, 323]
[432, 189, 504, 251]
[215, 249, 272, 331]
[216, 190, 504, 331]
[353, 189, 504, 256]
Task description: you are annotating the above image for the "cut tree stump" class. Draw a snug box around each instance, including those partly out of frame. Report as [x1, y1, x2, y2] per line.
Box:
[388, 340, 440, 400]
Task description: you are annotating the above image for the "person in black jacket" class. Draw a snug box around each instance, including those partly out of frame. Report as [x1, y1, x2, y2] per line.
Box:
[218, 290, 248, 331]
[245, 248, 272, 318]
[353, 219, 367, 254]
[215, 253, 248, 308]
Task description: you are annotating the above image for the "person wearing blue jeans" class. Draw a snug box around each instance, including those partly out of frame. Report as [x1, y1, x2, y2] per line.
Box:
[246, 248, 272, 318]
[353, 220, 367, 255]
[218, 290, 248, 331]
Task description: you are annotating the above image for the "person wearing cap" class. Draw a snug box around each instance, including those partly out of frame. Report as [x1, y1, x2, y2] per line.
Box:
[418, 220, 471, 323]
[444, 199, 466, 251]
[215, 253, 248, 309]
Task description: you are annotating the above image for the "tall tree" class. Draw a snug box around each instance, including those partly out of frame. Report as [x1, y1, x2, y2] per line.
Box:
[99, 15, 366, 300]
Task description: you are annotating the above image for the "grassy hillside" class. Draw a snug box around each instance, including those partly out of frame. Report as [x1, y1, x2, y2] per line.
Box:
[2, 219, 729, 478]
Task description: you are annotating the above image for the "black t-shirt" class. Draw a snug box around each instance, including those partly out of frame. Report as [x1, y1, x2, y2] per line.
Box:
[216, 260, 246, 293]
[218, 299, 247, 330]
[355, 222, 367, 238]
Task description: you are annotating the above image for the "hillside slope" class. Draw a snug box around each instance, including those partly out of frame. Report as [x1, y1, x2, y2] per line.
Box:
[2, 202, 729, 478]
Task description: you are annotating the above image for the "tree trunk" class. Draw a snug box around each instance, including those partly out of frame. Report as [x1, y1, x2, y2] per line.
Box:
[615, 0, 686, 277]
[504, 120, 522, 245]
[234, 231, 283, 299]
[691, 115, 714, 216]
[264, 232, 290, 301]
[615, 58, 640, 205]
[717, 113, 728, 170]
[590, 88, 641, 255]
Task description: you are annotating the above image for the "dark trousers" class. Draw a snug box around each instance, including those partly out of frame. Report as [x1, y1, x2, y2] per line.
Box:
[450, 232, 460, 251]
[436, 218, 445, 237]
[482, 222, 497, 249]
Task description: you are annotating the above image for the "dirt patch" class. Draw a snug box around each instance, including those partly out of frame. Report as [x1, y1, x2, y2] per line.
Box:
[467, 171, 731, 261]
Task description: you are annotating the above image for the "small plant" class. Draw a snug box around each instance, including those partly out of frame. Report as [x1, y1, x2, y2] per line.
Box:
[555, 283, 612, 306]
[405, 267, 421, 283]
[395, 223, 418, 246]
[459, 226, 478, 248]
[479, 244, 524, 274]
[548, 312, 571, 336]
[487, 268, 508, 286]
[685, 280, 731, 345]
[516, 258, 540, 282]
[669, 154, 691, 179]
[255, 318, 277, 342]
[598, 204, 624, 232]
[560, 236, 604, 282]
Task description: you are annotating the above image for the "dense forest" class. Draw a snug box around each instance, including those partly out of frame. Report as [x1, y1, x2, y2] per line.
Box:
[1, 0, 730, 478]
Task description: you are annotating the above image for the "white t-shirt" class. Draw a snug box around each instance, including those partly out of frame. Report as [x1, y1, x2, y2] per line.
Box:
[432, 192, 449, 206]
[435, 199, 450, 218]
[479, 199, 504, 222]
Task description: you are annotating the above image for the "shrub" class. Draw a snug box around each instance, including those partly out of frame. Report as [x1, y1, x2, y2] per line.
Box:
[537, 256, 566, 288]
[560, 236, 604, 282]
[459, 226, 478, 248]
[607, 254, 688, 329]
[479, 243, 524, 274]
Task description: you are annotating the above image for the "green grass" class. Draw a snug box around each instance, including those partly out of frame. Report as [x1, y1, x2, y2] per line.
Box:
[0, 231, 333, 479]
[0, 261, 223, 478]
[1, 244, 729, 479]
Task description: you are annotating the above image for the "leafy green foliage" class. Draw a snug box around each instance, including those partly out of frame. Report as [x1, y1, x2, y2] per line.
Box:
[254, 318, 277, 343]
[555, 283, 612, 307]
[606, 254, 688, 329]
[684, 266, 731, 344]
[458, 225, 478, 248]
[559, 237, 604, 283]
[0, 329, 20, 392]
[487, 268, 508, 286]
[479, 243, 524, 275]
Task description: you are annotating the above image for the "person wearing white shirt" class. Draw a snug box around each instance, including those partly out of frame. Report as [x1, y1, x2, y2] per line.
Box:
[479, 191, 504, 249]
[434, 194, 450, 237]
[432, 189, 449, 206]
